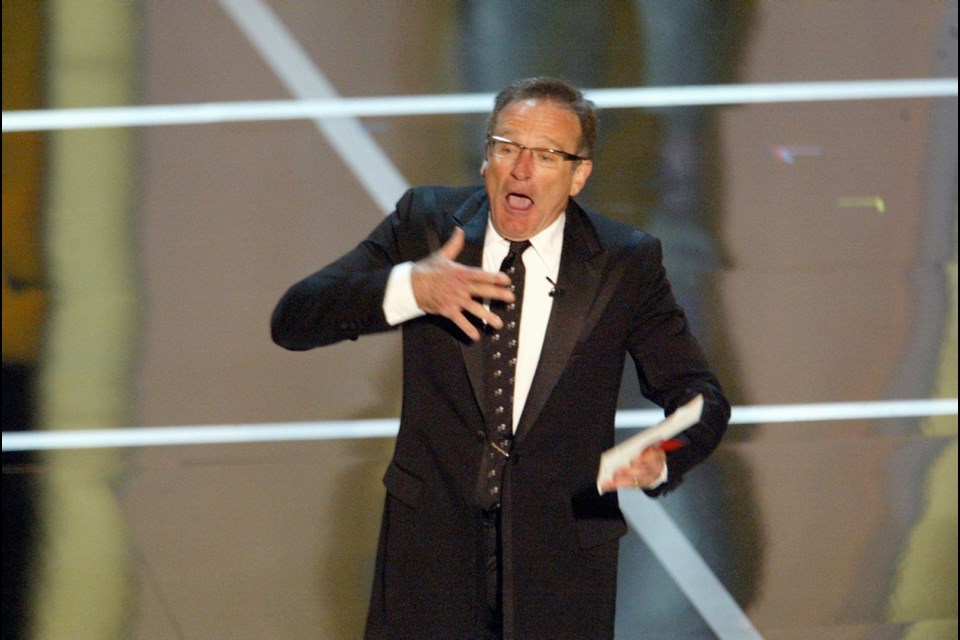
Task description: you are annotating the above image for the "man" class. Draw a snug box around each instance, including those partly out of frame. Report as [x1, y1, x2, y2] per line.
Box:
[271, 77, 729, 640]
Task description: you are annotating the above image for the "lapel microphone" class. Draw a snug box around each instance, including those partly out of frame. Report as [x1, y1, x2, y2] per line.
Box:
[546, 276, 564, 297]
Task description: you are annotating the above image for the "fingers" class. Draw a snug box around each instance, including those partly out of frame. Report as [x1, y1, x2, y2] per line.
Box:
[440, 228, 512, 293]
[469, 276, 513, 304]
[603, 446, 666, 491]
[454, 296, 502, 328]
[605, 470, 651, 491]
[412, 232, 517, 340]
[635, 446, 666, 478]
[439, 227, 513, 299]
[440, 227, 465, 261]
[636, 445, 665, 465]
[449, 311, 481, 342]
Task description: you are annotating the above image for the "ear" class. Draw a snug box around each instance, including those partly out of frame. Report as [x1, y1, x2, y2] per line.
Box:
[568, 160, 593, 197]
[480, 159, 489, 177]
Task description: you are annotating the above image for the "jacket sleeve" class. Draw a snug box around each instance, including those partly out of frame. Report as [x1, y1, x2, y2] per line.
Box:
[271, 189, 426, 350]
[624, 234, 730, 495]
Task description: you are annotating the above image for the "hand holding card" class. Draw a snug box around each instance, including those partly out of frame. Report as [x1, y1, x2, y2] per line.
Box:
[596, 395, 704, 494]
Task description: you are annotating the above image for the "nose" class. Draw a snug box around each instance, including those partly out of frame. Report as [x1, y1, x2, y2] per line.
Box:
[510, 148, 534, 179]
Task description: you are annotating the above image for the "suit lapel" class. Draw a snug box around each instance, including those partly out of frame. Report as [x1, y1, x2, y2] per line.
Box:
[453, 195, 490, 416]
[514, 206, 609, 445]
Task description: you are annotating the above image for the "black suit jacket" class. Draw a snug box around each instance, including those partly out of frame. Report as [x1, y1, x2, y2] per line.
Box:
[272, 185, 729, 639]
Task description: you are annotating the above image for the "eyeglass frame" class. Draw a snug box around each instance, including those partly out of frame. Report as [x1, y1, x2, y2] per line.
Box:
[486, 134, 588, 168]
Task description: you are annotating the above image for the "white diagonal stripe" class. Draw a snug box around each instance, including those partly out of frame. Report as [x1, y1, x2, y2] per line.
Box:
[619, 491, 765, 640]
[217, 0, 408, 213]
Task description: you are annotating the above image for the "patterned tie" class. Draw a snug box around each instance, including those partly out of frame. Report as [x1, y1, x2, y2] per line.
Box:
[477, 240, 531, 512]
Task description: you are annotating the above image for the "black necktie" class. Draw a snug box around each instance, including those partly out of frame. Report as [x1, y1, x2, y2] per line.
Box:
[477, 240, 531, 512]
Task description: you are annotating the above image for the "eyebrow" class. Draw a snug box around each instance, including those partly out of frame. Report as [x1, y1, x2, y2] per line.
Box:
[495, 132, 573, 153]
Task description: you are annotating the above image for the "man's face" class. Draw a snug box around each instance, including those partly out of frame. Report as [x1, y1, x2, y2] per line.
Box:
[482, 99, 593, 241]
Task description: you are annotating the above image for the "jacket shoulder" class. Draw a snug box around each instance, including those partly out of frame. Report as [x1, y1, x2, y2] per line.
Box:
[401, 185, 485, 215]
[577, 206, 658, 256]
[388, 185, 485, 255]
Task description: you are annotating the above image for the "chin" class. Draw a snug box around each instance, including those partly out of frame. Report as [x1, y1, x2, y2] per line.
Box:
[501, 223, 533, 241]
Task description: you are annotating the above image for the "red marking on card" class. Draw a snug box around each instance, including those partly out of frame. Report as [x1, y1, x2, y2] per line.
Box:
[659, 439, 684, 452]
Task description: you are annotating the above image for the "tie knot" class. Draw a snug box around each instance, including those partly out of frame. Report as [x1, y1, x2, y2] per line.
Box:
[500, 240, 531, 273]
[509, 240, 532, 256]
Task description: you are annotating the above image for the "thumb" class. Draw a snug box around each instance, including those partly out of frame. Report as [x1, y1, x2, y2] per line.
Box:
[439, 227, 465, 261]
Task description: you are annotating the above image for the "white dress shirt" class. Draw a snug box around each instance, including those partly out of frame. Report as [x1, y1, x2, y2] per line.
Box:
[481, 215, 564, 430]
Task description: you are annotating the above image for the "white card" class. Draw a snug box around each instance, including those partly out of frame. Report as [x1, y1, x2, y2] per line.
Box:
[596, 394, 704, 494]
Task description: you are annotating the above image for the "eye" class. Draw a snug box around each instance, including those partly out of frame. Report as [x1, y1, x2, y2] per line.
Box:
[535, 151, 559, 166]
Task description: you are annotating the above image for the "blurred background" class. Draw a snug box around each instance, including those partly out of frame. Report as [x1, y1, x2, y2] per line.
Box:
[2, 1, 957, 638]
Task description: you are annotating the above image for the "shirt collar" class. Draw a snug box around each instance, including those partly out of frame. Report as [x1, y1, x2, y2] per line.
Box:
[484, 212, 565, 276]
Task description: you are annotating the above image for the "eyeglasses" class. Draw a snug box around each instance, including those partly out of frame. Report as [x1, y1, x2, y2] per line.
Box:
[486, 135, 587, 169]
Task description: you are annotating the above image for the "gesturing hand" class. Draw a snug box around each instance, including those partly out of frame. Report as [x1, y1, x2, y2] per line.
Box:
[411, 228, 515, 341]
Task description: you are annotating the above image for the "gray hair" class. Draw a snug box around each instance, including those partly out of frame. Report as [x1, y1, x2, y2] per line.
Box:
[486, 77, 598, 159]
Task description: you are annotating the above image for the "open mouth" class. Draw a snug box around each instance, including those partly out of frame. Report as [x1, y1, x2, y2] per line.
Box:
[506, 193, 534, 211]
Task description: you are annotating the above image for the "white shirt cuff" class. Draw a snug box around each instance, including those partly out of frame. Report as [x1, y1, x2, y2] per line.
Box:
[383, 262, 426, 326]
